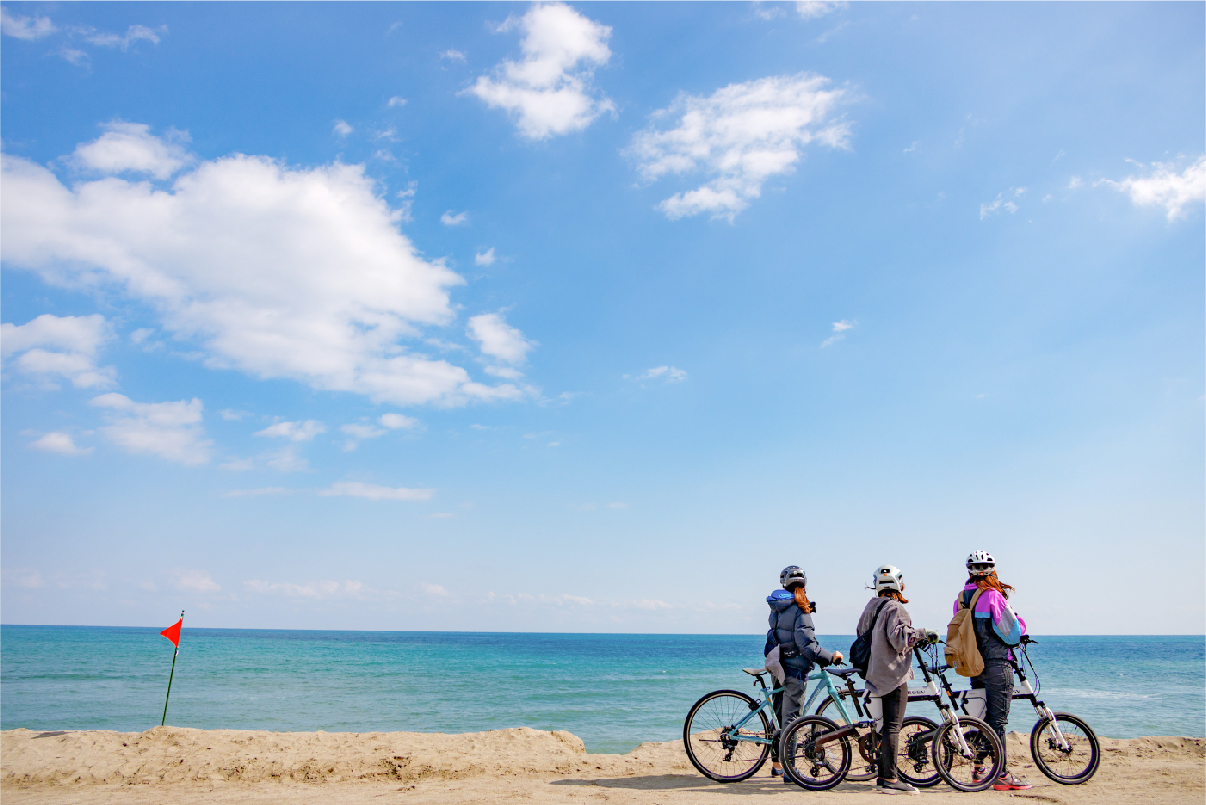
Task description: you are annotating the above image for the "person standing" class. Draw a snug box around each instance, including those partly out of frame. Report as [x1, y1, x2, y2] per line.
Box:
[957, 551, 1032, 791]
[857, 564, 933, 795]
[765, 565, 842, 780]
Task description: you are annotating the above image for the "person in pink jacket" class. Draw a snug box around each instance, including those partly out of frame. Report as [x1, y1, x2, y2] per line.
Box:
[955, 551, 1031, 791]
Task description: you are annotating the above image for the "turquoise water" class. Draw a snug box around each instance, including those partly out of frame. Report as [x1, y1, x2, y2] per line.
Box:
[1, 627, 1201, 753]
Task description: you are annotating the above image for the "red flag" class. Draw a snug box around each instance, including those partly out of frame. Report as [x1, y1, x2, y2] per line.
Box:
[160, 618, 182, 648]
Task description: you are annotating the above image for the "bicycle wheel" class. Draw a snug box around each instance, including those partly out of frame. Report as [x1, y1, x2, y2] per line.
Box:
[896, 716, 941, 788]
[933, 717, 1003, 792]
[683, 690, 772, 782]
[816, 695, 876, 781]
[1030, 712, 1100, 784]
[781, 715, 852, 791]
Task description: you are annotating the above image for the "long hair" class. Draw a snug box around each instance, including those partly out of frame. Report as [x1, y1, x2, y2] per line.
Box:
[968, 570, 1013, 599]
[792, 585, 811, 613]
[878, 589, 909, 605]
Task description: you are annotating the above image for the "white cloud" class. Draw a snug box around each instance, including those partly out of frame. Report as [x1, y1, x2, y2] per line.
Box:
[31, 432, 92, 455]
[467, 312, 534, 364]
[174, 569, 220, 593]
[441, 210, 468, 226]
[340, 422, 386, 451]
[244, 579, 367, 599]
[2, 131, 523, 407]
[265, 447, 308, 472]
[130, 327, 154, 344]
[79, 24, 161, 50]
[380, 413, 418, 429]
[395, 180, 418, 222]
[1, 313, 116, 389]
[59, 48, 87, 66]
[635, 365, 688, 382]
[90, 393, 211, 465]
[485, 365, 524, 379]
[388, 96, 407, 107]
[319, 481, 435, 501]
[333, 119, 353, 137]
[629, 73, 850, 220]
[475, 247, 497, 266]
[255, 420, 326, 441]
[1099, 155, 1206, 221]
[979, 188, 1022, 220]
[72, 121, 190, 180]
[607, 501, 628, 509]
[797, 1, 846, 19]
[467, 2, 614, 139]
[821, 318, 856, 347]
[219, 408, 248, 421]
[1, 8, 56, 39]
[441, 49, 467, 63]
[421, 582, 450, 596]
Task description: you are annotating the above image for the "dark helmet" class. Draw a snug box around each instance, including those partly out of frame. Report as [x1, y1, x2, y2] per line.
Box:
[780, 565, 807, 590]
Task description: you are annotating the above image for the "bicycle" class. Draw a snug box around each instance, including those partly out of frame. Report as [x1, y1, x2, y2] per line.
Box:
[948, 636, 1101, 784]
[811, 642, 1006, 792]
[681, 666, 787, 782]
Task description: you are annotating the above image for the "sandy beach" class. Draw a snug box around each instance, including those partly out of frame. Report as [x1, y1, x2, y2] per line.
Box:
[2, 726, 1201, 804]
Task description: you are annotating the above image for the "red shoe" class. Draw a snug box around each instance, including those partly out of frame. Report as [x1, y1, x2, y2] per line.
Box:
[993, 772, 1033, 791]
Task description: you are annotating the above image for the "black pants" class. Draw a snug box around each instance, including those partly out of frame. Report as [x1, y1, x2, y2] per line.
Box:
[971, 659, 1014, 771]
[876, 683, 908, 783]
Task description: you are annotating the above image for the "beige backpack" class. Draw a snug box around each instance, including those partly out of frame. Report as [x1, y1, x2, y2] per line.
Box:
[945, 588, 986, 677]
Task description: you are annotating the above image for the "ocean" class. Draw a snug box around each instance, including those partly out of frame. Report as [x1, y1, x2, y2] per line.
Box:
[1, 627, 1201, 753]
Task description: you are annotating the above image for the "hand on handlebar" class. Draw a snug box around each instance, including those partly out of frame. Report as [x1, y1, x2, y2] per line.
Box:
[924, 630, 940, 645]
[830, 651, 844, 665]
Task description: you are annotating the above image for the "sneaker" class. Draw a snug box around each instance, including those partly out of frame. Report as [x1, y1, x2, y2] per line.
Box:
[992, 772, 1033, 791]
[971, 764, 987, 782]
[875, 779, 919, 795]
[771, 767, 783, 777]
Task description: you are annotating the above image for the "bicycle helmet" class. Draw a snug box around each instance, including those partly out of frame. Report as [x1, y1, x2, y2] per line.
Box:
[873, 564, 905, 594]
[966, 550, 995, 577]
[780, 565, 807, 590]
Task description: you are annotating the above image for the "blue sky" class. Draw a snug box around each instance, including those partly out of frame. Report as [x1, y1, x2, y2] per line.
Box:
[2, 2, 1202, 636]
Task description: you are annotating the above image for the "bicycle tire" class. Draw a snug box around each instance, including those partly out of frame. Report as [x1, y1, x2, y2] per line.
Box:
[1030, 712, 1100, 784]
[816, 695, 876, 781]
[897, 716, 941, 788]
[682, 689, 772, 782]
[933, 716, 1003, 792]
[780, 714, 852, 791]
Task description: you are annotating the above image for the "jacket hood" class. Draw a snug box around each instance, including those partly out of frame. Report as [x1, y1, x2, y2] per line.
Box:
[767, 589, 796, 612]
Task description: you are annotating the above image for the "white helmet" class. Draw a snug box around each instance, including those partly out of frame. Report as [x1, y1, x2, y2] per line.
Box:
[873, 564, 905, 594]
[966, 550, 995, 576]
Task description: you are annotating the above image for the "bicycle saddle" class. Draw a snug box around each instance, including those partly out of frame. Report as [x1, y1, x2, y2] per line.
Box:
[827, 667, 859, 678]
[742, 667, 769, 676]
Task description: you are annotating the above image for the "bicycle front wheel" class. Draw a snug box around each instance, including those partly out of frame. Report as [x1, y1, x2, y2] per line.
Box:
[683, 690, 771, 782]
[1030, 712, 1100, 784]
[781, 715, 852, 791]
[816, 695, 876, 781]
[896, 716, 941, 788]
[933, 717, 1003, 792]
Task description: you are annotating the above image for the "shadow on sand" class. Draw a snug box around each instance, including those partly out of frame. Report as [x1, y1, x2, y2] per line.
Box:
[551, 774, 878, 795]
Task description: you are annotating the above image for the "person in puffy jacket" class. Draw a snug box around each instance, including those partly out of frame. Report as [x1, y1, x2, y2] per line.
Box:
[765, 565, 842, 780]
[856, 564, 933, 796]
[956, 551, 1031, 791]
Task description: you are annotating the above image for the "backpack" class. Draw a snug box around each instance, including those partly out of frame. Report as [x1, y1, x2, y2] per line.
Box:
[849, 599, 890, 679]
[945, 588, 986, 677]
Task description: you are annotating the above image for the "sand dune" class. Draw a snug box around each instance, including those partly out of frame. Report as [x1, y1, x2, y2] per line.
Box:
[3, 727, 1202, 804]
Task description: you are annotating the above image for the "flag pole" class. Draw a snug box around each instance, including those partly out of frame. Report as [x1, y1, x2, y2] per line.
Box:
[161, 610, 184, 726]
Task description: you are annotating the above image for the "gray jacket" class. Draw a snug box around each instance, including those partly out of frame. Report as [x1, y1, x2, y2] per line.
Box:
[856, 596, 926, 697]
[767, 591, 835, 672]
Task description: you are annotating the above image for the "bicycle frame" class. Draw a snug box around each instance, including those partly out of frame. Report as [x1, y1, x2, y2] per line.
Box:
[721, 671, 786, 750]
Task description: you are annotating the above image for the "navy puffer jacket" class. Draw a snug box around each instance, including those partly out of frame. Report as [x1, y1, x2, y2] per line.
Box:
[766, 590, 836, 672]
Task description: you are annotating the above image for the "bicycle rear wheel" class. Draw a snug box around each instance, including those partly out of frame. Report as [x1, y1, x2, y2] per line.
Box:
[896, 716, 940, 788]
[781, 715, 852, 791]
[683, 690, 771, 782]
[816, 695, 876, 781]
[1030, 712, 1100, 784]
[933, 717, 1003, 792]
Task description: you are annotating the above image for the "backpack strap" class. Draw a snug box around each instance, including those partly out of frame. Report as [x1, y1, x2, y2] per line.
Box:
[864, 598, 890, 635]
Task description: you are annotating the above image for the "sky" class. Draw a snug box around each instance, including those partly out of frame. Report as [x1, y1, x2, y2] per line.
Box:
[2, 2, 1203, 636]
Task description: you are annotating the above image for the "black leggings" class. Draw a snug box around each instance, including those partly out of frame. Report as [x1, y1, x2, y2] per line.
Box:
[877, 683, 908, 783]
[971, 659, 1014, 771]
